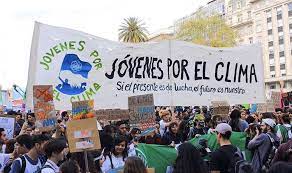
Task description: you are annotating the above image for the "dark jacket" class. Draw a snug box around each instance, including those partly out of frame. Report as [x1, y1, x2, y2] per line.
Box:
[161, 131, 182, 145]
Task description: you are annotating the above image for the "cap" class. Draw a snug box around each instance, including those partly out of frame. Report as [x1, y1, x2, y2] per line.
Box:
[215, 123, 232, 135]
[261, 118, 276, 128]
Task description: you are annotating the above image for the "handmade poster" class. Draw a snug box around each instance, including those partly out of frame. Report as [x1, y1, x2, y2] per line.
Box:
[211, 101, 230, 117]
[33, 85, 56, 130]
[256, 103, 267, 113]
[266, 99, 275, 112]
[66, 118, 101, 153]
[128, 94, 155, 130]
[0, 116, 15, 139]
[72, 100, 95, 120]
[271, 91, 282, 109]
[95, 109, 129, 121]
[26, 22, 265, 110]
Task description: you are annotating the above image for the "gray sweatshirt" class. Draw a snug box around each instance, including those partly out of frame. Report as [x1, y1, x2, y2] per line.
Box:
[248, 132, 280, 173]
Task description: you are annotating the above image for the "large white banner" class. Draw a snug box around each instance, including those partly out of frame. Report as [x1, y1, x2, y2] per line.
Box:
[26, 22, 265, 110]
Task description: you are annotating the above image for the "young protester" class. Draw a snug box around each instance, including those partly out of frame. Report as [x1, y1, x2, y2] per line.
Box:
[41, 138, 67, 173]
[161, 122, 182, 145]
[14, 114, 25, 136]
[59, 160, 80, 173]
[116, 121, 129, 138]
[229, 109, 248, 132]
[188, 114, 207, 140]
[101, 135, 128, 172]
[0, 128, 7, 153]
[9, 134, 51, 173]
[159, 110, 172, 136]
[123, 156, 147, 173]
[247, 118, 280, 173]
[275, 113, 291, 143]
[210, 123, 237, 173]
[169, 142, 207, 173]
[272, 139, 292, 164]
[100, 125, 115, 154]
[19, 113, 36, 135]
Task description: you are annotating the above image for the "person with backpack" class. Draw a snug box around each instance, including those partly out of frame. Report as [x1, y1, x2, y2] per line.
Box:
[275, 114, 291, 144]
[210, 123, 238, 173]
[41, 138, 67, 173]
[247, 118, 280, 173]
[100, 135, 128, 172]
[9, 134, 51, 173]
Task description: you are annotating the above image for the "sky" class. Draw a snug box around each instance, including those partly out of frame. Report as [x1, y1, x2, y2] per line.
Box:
[0, 0, 207, 90]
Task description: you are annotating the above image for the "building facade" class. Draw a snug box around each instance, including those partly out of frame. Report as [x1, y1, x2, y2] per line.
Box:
[225, 0, 292, 92]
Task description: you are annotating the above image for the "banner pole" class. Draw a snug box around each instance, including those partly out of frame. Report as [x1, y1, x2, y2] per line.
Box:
[84, 150, 89, 173]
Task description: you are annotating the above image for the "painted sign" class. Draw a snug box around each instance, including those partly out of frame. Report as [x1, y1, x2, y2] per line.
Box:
[95, 109, 129, 121]
[0, 116, 15, 139]
[26, 22, 265, 110]
[72, 100, 95, 120]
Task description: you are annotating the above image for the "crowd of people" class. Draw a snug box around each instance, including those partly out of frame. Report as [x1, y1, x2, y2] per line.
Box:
[0, 105, 291, 173]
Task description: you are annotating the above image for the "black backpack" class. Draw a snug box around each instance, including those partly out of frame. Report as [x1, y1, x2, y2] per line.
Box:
[232, 148, 254, 173]
[3, 155, 26, 173]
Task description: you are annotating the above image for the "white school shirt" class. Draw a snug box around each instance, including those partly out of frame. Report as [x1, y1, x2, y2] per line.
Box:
[41, 159, 59, 173]
[16, 154, 42, 173]
[101, 154, 125, 173]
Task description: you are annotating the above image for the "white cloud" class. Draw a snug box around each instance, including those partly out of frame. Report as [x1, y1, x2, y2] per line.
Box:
[0, 0, 206, 89]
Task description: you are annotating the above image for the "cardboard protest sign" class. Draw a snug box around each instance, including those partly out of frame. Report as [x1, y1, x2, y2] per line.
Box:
[266, 99, 275, 112]
[256, 103, 267, 113]
[66, 118, 101, 153]
[26, 22, 265, 111]
[211, 101, 230, 117]
[271, 91, 282, 109]
[72, 100, 95, 120]
[0, 116, 15, 139]
[128, 94, 155, 130]
[95, 109, 129, 121]
[33, 85, 56, 130]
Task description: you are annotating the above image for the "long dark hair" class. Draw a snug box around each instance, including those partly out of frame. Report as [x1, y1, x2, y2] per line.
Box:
[124, 156, 147, 173]
[229, 109, 241, 132]
[173, 143, 207, 173]
[111, 135, 128, 160]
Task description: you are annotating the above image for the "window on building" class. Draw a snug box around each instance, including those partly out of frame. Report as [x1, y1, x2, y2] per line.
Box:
[279, 36, 284, 45]
[271, 75, 276, 78]
[288, 3, 292, 17]
[249, 37, 253, 44]
[237, 14, 242, 22]
[277, 6, 283, 20]
[278, 26, 283, 32]
[237, 1, 241, 9]
[289, 24, 292, 33]
[270, 84, 276, 89]
[268, 41, 273, 47]
[266, 10, 272, 18]
[279, 44, 285, 51]
[283, 82, 287, 88]
[268, 35, 273, 41]
[267, 17, 272, 23]
[278, 19, 283, 26]
[248, 11, 251, 19]
[270, 65, 275, 71]
[269, 53, 274, 59]
[279, 51, 285, 57]
[280, 64, 286, 70]
[268, 22, 272, 29]
[290, 36, 292, 42]
[268, 29, 273, 35]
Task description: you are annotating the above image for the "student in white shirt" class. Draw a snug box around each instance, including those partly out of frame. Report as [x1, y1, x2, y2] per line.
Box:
[159, 110, 172, 136]
[101, 135, 128, 172]
[9, 134, 51, 173]
[41, 138, 67, 173]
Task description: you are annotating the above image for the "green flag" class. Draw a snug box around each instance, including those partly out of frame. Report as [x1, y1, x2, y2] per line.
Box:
[136, 132, 252, 173]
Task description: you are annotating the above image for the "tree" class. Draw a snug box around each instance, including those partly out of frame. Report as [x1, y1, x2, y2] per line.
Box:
[176, 12, 237, 47]
[118, 17, 149, 43]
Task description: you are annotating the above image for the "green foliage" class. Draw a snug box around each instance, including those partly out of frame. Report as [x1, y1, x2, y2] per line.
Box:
[118, 17, 149, 43]
[176, 12, 237, 47]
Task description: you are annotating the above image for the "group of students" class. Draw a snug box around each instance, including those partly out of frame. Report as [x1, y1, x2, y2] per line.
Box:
[0, 105, 291, 173]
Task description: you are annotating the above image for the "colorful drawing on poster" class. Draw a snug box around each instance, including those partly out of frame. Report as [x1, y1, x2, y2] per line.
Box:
[33, 85, 56, 130]
[72, 100, 95, 120]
